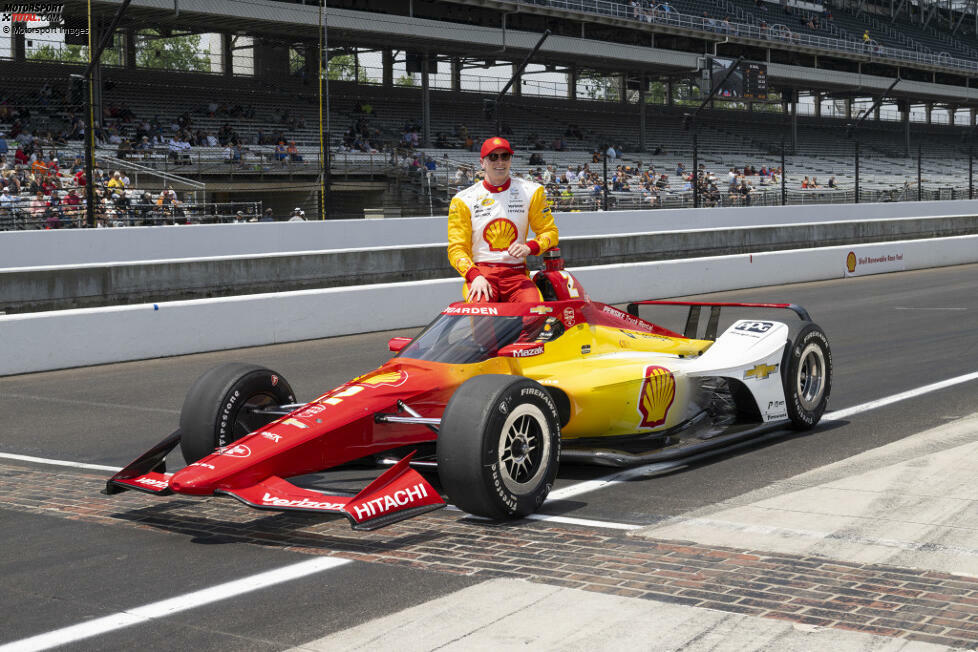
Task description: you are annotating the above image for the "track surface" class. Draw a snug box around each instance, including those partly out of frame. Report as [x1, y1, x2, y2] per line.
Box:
[2, 263, 977, 650]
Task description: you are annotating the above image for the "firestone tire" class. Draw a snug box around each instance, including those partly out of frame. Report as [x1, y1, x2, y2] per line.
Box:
[179, 362, 295, 464]
[437, 375, 561, 521]
[782, 323, 832, 430]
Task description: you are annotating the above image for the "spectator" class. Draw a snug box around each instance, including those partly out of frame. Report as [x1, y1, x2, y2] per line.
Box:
[63, 188, 82, 225]
[739, 180, 752, 206]
[0, 186, 15, 227]
[288, 207, 305, 222]
[0, 133, 7, 156]
[30, 190, 48, 224]
[606, 144, 617, 159]
[287, 141, 303, 162]
[108, 171, 126, 198]
[260, 208, 275, 222]
[274, 141, 288, 164]
[828, 176, 837, 188]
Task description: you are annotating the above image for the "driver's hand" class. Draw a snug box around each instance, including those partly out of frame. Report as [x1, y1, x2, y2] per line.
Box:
[507, 242, 531, 258]
[467, 275, 494, 302]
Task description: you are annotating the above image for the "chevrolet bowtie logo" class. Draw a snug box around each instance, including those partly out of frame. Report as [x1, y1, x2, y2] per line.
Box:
[744, 363, 779, 380]
[529, 306, 552, 314]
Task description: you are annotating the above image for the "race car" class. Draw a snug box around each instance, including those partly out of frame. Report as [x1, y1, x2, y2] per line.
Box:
[107, 250, 832, 531]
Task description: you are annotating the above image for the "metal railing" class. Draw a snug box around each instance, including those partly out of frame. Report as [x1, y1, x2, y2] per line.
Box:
[517, 0, 978, 74]
[0, 199, 262, 230]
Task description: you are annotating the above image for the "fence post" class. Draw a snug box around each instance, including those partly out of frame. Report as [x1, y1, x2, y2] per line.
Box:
[917, 145, 921, 201]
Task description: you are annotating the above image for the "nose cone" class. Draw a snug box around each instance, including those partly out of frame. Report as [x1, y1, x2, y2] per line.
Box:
[169, 466, 217, 495]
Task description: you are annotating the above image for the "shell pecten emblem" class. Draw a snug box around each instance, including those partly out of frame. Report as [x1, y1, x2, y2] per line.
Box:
[483, 218, 518, 251]
[352, 370, 408, 387]
[638, 365, 676, 428]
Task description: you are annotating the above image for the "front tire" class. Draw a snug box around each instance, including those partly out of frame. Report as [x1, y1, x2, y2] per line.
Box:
[179, 363, 295, 463]
[782, 323, 832, 430]
[438, 375, 561, 520]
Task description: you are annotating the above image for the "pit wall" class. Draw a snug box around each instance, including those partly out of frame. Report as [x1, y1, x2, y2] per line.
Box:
[2, 235, 975, 376]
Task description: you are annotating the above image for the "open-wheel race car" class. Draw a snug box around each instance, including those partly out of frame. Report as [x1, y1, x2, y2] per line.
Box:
[107, 250, 832, 530]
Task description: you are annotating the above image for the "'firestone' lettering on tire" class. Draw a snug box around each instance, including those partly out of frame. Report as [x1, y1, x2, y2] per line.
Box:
[218, 389, 241, 446]
[488, 462, 518, 512]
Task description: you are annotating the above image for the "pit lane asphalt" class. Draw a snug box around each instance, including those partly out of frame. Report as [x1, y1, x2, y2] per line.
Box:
[1, 263, 977, 649]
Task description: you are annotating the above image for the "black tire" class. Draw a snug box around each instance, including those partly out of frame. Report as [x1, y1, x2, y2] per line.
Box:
[438, 375, 561, 520]
[782, 323, 832, 430]
[179, 363, 295, 463]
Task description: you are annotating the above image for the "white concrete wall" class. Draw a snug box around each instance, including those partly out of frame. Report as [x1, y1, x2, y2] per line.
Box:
[3, 200, 976, 269]
[3, 235, 976, 376]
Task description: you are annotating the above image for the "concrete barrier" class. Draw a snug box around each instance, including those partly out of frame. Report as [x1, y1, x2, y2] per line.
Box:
[5, 215, 976, 313]
[3, 234, 976, 376]
[3, 199, 976, 268]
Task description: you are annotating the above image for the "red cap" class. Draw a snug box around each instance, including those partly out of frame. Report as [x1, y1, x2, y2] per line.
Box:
[480, 137, 514, 159]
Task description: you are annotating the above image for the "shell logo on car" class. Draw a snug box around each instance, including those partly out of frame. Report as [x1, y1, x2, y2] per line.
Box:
[483, 218, 518, 251]
[358, 370, 409, 387]
[638, 365, 675, 428]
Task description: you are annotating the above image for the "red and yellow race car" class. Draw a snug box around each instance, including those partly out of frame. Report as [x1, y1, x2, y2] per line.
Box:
[108, 251, 832, 530]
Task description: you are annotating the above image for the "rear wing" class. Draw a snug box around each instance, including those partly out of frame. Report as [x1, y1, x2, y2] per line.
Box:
[626, 301, 811, 341]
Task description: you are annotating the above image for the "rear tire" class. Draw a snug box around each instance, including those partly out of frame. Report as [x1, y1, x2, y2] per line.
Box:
[782, 323, 832, 430]
[179, 363, 295, 463]
[438, 375, 561, 520]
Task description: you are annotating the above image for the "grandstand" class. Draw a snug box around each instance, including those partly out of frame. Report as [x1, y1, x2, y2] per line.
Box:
[1, 0, 977, 225]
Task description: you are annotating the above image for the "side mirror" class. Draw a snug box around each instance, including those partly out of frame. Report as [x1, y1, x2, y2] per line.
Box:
[498, 342, 545, 358]
[388, 336, 412, 352]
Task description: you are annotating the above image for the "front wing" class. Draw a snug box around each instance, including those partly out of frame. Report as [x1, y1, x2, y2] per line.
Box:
[106, 434, 444, 531]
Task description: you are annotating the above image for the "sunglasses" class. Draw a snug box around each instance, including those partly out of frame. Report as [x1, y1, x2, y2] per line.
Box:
[485, 152, 511, 162]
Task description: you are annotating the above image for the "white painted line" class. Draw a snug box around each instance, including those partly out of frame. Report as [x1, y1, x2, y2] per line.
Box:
[521, 512, 643, 530]
[823, 370, 978, 421]
[0, 556, 351, 652]
[447, 505, 642, 531]
[0, 452, 120, 472]
[544, 370, 978, 505]
[893, 306, 968, 311]
[1, 392, 180, 414]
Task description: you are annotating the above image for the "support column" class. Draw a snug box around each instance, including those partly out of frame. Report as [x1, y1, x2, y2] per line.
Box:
[126, 28, 138, 70]
[619, 74, 627, 103]
[450, 57, 461, 92]
[638, 74, 646, 152]
[512, 62, 521, 97]
[567, 65, 577, 100]
[948, 104, 957, 126]
[13, 32, 25, 62]
[791, 97, 798, 153]
[813, 92, 821, 118]
[382, 49, 393, 87]
[874, 99, 881, 121]
[925, 103, 932, 124]
[421, 53, 431, 148]
[970, 107, 976, 127]
[845, 98, 853, 120]
[901, 100, 910, 157]
[666, 79, 674, 106]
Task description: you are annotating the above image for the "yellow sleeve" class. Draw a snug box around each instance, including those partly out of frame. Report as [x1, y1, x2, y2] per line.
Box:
[447, 196, 476, 278]
[527, 185, 558, 254]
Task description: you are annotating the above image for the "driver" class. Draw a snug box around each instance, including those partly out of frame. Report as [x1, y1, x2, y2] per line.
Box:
[448, 137, 558, 303]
